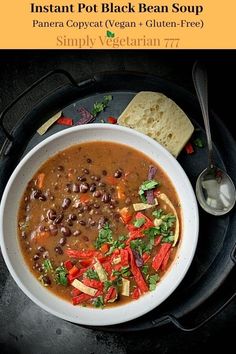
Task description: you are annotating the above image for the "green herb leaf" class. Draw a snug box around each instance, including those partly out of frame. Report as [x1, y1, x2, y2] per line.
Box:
[43, 259, 53, 271]
[106, 30, 115, 38]
[93, 296, 104, 308]
[152, 209, 164, 219]
[133, 217, 146, 228]
[113, 266, 131, 278]
[55, 266, 68, 286]
[141, 265, 149, 275]
[104, 281, 113, 292]
[194, 138, 205, 148]
[149, 274, 160, 291]
[85, 269, 99, 280]
[95, 223, 113, 249]
[138, 180, 159, 203]
[162, 234, 175, 244]
[130, 239, 151, 255]
[106, 235, 127, 255]
[91, 95, 113, 117]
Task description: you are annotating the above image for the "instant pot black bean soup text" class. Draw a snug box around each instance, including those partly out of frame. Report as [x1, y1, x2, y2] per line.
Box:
[18, 142, 181, 308]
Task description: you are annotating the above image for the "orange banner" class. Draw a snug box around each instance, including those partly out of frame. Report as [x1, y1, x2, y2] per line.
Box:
[0, 1, 235, 49]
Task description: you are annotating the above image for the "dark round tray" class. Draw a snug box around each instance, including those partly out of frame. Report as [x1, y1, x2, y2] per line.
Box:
[0, 70, 235, 332]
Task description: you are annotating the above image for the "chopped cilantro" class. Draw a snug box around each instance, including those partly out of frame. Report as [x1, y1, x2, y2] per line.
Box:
[85, 269, 99, 280]
[162, 234, 175, 244]
[152, 209, 164, 219]
[93, 296, 104, 308]
[133, 217, 146, 228]
[91, 95, 112, 117]
[55, 266, 68, 286]
[113, 266, 131, 278]
[104, 281, 113, 292]
[194, 138, 205, 148]
[43, 259, 53, 271]
[130, 239, 151, 255]
[138, 180, 159, 203]
[106, 235, 127, 255]
[149, 274, 160, 291]
[95, 223, 113, 249]
[141, 265, 149, 275]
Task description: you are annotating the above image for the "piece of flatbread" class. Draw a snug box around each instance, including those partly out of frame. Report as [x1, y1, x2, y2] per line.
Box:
[118, 92, 194, 157]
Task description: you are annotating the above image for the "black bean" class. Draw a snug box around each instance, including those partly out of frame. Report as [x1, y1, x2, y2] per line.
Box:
[98, 182, 106, 187]
[21, 231, 27, 239]
[93, 203, 100, 209]
[78, 176, 87, 182]
[69, 213, 77, 221]
[79, 182, 89, 193]
[89, 183, 96, 192]
[54, 213, 64, 224]
[61, 226, 71, 237]
[72, 183, 80, 193]
[47, 209, 57, 221]
[57, 165, 64, 171]
[82, 205, 91, 212]
[33, 254, 40, 261]
[38, 267, 43, 273]
[37, 246, 46, 253]
[66, 219, 73, 226]
[114, 169, 123, 178]
[39, 195, 47, 201]
[31, 190, 41, 199]
[49, 224, 58, 236]
[59, 237, 66, 246]
[98, 216, 108, 229]
[79, 220, 86, 226]
[102, 170, 107, 176]
[65, 183, 72, 193]
[73, 230, 81, 236]
[55, 246, 63, 255]
[42, 251, 49, 259]
[87, 158, 92, 163]
[93, 190, 101, 198]
[42, 275, 51, 285]
[82, 168, 89, 174]
[89, 219, 96, 226]
[101, 193, 111, 203]
[34, 262, 40, 269]
[38, 225, 46, 232]
[62, 198, 71, 209]
[94, 176, 101, 181]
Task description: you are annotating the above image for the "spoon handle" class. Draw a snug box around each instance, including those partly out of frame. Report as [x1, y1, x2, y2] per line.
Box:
[192, 62, 214, 169]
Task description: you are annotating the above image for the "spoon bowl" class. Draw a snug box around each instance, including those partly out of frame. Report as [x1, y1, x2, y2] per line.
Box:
[192, 61, 236, 215]
[196, 167, 236, 216]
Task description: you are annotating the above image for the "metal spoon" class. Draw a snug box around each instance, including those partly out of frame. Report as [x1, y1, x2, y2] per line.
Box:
[192, 62, 236, 215]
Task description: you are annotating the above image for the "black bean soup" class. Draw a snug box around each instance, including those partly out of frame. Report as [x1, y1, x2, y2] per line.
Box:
[18, 142, 181, 308]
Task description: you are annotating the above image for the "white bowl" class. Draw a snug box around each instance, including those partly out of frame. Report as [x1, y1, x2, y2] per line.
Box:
[0, 124, 199, 326]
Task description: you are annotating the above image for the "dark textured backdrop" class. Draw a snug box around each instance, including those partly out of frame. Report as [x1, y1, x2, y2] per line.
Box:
[0, 50, 235, 354]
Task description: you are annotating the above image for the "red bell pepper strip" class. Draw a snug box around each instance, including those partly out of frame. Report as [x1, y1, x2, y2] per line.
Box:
[65, 249, 101, 258]
[64, 260, 73, 271]
[161, 249, 171, 271]
[142, 252, 151, 264]
[71, 288, 81, 297]
[100, 243, 109, 254]
[104, 287, 117, 302]
[67, 267, 88, 283]
[119, 207, 132, 224]
[72, 293, 92, 305]
[154, 236, 162, 246]
[57, 117, 73, 126]
[126, 212, 154, 244]
[127, 247, 148, 293]
[107, 116, 117, 124]
[120, 248, 129, 266]
[68, 265, 80, 277]
[102, 262, 112, 275]
[152, 243, 172, 271]
[132, 287, 140, 300]
[79, 258, 93, 267]
[185, 142, 194, 154]
[82, 278, 104, 291]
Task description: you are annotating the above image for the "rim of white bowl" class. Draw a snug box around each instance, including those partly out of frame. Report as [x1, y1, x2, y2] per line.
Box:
[0, 124, 199, 326]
